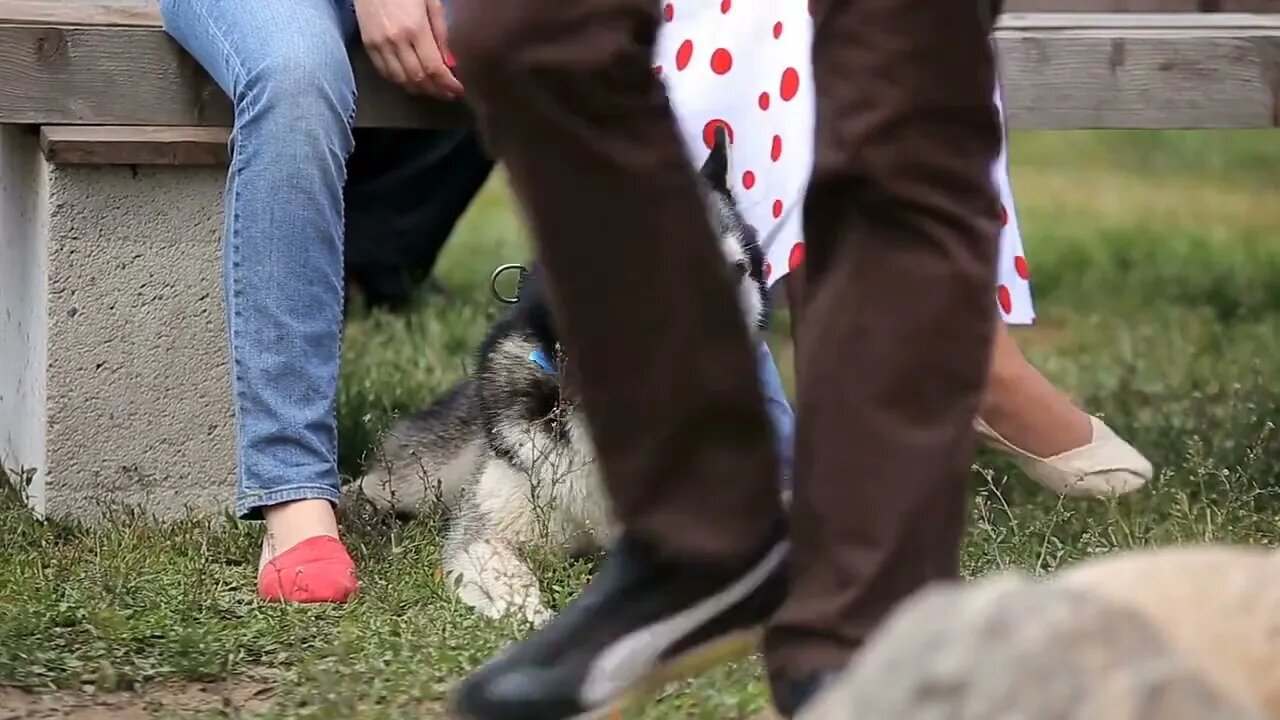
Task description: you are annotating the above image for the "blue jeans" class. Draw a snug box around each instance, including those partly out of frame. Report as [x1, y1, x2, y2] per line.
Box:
[159, 0, 794, 519]
[160, 0, 358, 518]
[758, 341, 795, 488]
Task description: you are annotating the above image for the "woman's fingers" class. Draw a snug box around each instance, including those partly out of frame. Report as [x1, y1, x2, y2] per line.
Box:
[425, 0, 460, 76]
[411, 2, 463, 99]
[371, 43, 412, 91]
[391, 37, 430, 96]
[353, 0, 461, 100]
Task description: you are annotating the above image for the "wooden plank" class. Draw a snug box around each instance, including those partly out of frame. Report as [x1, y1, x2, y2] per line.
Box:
[0, 12, 1278, 130]
[39, 125, 230, 165]
[0, 23, 468, 129]
[1005, 0, 1280, 12]
[1218, 0, 1280, 10]
[1006, 0, 1200, 12]
[1, 0, 157, 27]
[0, 0, 468, 129]
[996, 14, 1280, 128]
[1001, 12, 1280, 26]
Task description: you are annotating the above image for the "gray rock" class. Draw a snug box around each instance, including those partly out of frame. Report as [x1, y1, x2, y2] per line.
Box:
[1058, 545, 1280, 716]
[798, 571, 1262, 720]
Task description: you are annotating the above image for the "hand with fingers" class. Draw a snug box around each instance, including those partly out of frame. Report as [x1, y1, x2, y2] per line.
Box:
[354, 0, 463, 100]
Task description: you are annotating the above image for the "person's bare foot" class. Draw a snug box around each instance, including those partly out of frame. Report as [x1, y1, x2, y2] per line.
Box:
[259, 498, 341, 568]
[257, 498, 357, 603]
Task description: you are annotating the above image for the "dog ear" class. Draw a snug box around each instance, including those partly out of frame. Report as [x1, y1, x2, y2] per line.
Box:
[698, 125, 731, 195]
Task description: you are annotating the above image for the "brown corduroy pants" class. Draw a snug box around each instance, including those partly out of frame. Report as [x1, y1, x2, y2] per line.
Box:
[451, 0, 1004, 680]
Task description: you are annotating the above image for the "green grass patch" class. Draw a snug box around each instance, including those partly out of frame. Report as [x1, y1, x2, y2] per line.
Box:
[3, 129, 1279, 718]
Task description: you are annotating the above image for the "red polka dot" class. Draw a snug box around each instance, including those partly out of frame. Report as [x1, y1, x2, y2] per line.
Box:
[763, 260, 773, 281]
[1000, 203, 1009, 227]
[742, 170, 756, 189]
[770, 135, 783, 161]
[773, 21, 783, 38]
[663, 3, 674, 21]
[758, 92, 770, 110]
[652, 65, 663, 76]
[710, 48, 733, 75]
[997, 285, 1013, 315]
[772, 199, 784, 219]
[788, 242, 805, 272]
[701, 119, 734, 149]
[780, 68, 800, 101]
[720, 0, 731, 12]
[676, 40, 694, 70]
[1014, 256, 1030, 280]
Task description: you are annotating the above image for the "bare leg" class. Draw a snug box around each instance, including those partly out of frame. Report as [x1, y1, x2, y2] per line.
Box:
[788, 285, 1151, 498]
[975, 318, 1152, 497]
[259, 499, 341, 571]
[791, 263, 1092, 460]
[979, 320, 1092, 458]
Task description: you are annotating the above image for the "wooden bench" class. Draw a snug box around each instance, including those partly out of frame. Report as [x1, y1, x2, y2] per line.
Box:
[0, 0, 464, 521]
[1, 3, 1278, 522]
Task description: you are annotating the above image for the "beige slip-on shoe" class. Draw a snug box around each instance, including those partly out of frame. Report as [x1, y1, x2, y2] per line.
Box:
[974, 415, 1151, 498]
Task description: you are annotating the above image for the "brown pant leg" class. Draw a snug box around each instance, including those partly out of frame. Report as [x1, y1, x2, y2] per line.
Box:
[449, 0, 783, 565]
[764, 0, 1004, 680]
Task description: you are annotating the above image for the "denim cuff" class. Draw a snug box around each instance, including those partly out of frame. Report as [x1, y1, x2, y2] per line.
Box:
[235, 484, 342, 521]
[756, 340, 796, 489]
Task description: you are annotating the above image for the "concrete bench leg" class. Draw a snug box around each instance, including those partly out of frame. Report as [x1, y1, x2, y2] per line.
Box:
[1, 125, 235, 521]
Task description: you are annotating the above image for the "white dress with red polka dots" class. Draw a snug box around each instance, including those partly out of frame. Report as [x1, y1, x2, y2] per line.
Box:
[654, 0, 1035, 324]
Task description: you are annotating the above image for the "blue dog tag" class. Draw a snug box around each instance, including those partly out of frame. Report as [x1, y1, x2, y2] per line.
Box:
[529, 347, 557, 375]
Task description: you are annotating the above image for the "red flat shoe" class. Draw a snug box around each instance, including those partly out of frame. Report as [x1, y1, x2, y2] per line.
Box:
[257, 535, 358, 604]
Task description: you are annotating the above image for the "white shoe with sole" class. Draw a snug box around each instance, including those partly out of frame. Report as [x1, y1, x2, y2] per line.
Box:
[974, 415, 1152, 498]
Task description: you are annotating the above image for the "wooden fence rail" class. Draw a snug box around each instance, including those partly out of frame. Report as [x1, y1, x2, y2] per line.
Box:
[0, 2, 1278, 130]
[1006, 0, 1280, 13]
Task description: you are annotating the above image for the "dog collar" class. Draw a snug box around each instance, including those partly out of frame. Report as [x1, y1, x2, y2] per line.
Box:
[529, 346, 557, 375]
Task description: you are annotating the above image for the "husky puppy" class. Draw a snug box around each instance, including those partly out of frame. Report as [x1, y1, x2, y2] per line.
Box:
[351, 128, 768, 624]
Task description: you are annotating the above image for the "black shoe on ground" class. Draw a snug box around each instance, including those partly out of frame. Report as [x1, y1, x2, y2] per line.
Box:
[449, 527, 789, 720]
[771, 668, 843, 718]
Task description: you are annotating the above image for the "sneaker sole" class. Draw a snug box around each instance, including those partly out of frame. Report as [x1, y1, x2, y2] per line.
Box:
[572, 627, 762, 720]
[447, 628, 760, 720]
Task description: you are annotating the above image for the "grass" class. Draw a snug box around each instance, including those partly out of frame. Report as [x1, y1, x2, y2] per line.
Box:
[3, 128, 1280, 718]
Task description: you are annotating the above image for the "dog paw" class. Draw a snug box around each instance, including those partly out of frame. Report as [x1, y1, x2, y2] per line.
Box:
[487, 589, 552, 624]
[445, 540, 554, 625]
[462, 586, 552, 626]
[448, 569, 549, 624]
[523, 601, 554, 626]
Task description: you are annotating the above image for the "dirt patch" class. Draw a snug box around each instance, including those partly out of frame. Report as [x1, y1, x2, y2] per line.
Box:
[0, 679, 274, 719]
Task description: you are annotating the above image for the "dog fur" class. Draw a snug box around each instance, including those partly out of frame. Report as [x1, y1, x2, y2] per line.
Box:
[349, 128, 769, 623]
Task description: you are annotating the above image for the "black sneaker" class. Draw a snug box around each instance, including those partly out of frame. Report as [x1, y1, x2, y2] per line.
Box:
[771, 668, 842, 718]
[449, 527, 789, 720]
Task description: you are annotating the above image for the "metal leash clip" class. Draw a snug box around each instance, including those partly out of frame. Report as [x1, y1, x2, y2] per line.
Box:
[490, 263, 528, 305]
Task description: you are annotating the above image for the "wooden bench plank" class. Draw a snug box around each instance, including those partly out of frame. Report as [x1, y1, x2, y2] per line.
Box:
[997, 13, 1280, 128]
[1218, 0, 1280, 10]
[1007, 0, 1200, 10]
[1000, 13, 1280, 129]
[2, 0, 157, 27]
[1006, 0, 1280, 10]
[39, 125, 230, 165]
[0, 0, 468, 129]
[1002, 11, 1280, 27]
[1, 12, 1278, 129]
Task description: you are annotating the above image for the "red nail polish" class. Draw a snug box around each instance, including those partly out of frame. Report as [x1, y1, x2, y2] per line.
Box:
[444, 51, 456, 68]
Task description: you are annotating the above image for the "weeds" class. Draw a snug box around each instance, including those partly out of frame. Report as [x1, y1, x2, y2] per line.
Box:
[1, 129, 1278, 718]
